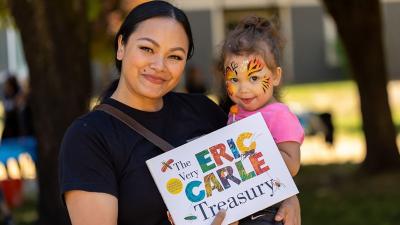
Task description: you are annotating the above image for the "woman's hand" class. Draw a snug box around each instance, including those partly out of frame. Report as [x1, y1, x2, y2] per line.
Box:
[275, 195, 301, 225]
[210, 209, 238, 225]
[168, 209, 238, 225]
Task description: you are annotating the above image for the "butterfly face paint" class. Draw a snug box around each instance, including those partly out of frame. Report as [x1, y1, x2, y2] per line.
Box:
[225, 62, 239, 97]
[224, 54, 279, 111]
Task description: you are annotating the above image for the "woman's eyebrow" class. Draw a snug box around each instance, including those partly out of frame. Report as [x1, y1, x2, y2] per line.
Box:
[169, 47, 186, 54]
[137, 37, 159, 47]
[136, 37, 186, 54]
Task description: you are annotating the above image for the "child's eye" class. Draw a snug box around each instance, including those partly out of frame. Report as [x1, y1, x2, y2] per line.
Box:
[140, 46, 153, 53]
[249, 76, 259, 82]
[230, 78, 239, 83]
[169, 55, 183, 61]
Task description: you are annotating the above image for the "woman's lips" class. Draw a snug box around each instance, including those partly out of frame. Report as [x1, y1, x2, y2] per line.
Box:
[142, 74, 166, 85]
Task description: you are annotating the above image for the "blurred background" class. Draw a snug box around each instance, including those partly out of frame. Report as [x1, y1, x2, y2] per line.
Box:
[0, 0, 399, 224]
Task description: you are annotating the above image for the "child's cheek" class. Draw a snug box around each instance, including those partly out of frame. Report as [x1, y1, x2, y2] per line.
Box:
[261, 76, 272, 93]
[226, 82, 237, 97]
[248, 81, 264, 94]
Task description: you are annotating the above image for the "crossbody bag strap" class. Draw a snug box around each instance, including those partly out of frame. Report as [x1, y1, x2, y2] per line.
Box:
[94, 103, 174, 152]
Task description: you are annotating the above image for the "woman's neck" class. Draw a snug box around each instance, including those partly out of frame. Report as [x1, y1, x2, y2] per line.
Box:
[111, 82, 163, 112]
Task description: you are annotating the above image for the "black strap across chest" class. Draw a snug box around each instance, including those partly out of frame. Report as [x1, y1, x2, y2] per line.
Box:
[95, 103, 174, 152]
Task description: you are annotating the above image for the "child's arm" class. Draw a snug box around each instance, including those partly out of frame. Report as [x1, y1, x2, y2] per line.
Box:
[277, 141, 301, 176]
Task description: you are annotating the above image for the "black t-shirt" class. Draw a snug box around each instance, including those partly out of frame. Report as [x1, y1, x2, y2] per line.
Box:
[59, 92, 227, 225]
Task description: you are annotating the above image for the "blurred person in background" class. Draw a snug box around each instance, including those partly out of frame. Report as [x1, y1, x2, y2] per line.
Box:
[184, 65, 207, 94]
[1, 76, 21, 141]
[1, 75, 34, 140]
[0, 75, 21, 225]
[16, 80, 34, 138]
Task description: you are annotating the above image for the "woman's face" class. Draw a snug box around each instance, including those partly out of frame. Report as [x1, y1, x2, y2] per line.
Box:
[116, 17, 189, 104]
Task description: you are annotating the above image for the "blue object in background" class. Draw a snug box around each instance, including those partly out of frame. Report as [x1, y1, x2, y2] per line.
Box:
[0, 136, 37, 164]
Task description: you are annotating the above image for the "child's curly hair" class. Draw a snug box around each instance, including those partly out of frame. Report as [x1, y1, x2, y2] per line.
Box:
[219, 16, 285, 73]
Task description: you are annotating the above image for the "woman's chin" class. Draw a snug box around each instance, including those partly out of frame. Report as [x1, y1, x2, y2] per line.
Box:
[139, 87, 168, 100]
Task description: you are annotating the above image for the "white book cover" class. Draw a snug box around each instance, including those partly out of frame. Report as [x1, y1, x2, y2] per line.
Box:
[146, 112, 299, 225]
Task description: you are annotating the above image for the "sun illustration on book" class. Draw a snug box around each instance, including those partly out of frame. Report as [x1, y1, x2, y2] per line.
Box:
[166, 178, 183, 195]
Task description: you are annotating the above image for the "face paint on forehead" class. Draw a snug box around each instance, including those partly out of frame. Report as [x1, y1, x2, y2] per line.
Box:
[247, 58, 264, 76]
[224, 61, 239, 85]
[225, 66, 236, 81]
[225, 61, 239, 76]
[237, 60, 250, 73]
[226, 56, 266, 77]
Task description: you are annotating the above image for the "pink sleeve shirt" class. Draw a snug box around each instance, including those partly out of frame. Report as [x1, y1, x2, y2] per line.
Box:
[228, 103, 304, 144]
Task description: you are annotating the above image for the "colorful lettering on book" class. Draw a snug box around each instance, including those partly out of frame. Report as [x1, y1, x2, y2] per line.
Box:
[161, 131, 285, 222]
[185, 132, 270, 203]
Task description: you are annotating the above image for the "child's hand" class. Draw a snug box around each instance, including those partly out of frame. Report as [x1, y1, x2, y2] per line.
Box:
[275, 195, 301, 225]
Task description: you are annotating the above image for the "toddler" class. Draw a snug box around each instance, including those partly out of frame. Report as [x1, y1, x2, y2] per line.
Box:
[220, 16, 304, 225]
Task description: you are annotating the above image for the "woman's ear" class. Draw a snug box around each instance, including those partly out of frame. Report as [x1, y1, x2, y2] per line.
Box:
[272, 67, 282, 86]
[117, 35, 125, 60]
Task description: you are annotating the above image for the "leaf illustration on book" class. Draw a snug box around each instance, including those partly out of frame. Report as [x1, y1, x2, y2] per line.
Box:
[184, 214, 197, 221]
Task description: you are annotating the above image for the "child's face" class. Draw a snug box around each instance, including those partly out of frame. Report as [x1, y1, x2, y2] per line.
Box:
[224, 54, 281, 111]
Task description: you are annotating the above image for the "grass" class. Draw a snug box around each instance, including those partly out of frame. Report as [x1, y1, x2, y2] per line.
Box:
[12, 199, 38, 225]
[295, 164, 400, 225]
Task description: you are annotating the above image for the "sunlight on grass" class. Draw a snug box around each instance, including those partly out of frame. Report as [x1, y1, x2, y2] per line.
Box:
[282, 80, 400, 165]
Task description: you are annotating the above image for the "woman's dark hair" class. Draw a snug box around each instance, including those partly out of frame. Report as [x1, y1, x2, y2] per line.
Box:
[100, 0, 194, 101]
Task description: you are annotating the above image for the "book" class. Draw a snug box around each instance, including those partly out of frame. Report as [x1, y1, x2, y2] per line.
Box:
[146, 112, 299, 225]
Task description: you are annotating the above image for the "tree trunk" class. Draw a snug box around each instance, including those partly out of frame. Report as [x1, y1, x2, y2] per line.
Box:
[322, 0, 400, 173]
[7, 0, 92, 224]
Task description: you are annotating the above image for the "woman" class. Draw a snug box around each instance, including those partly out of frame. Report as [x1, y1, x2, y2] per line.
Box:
[59, 1, 300, 225]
